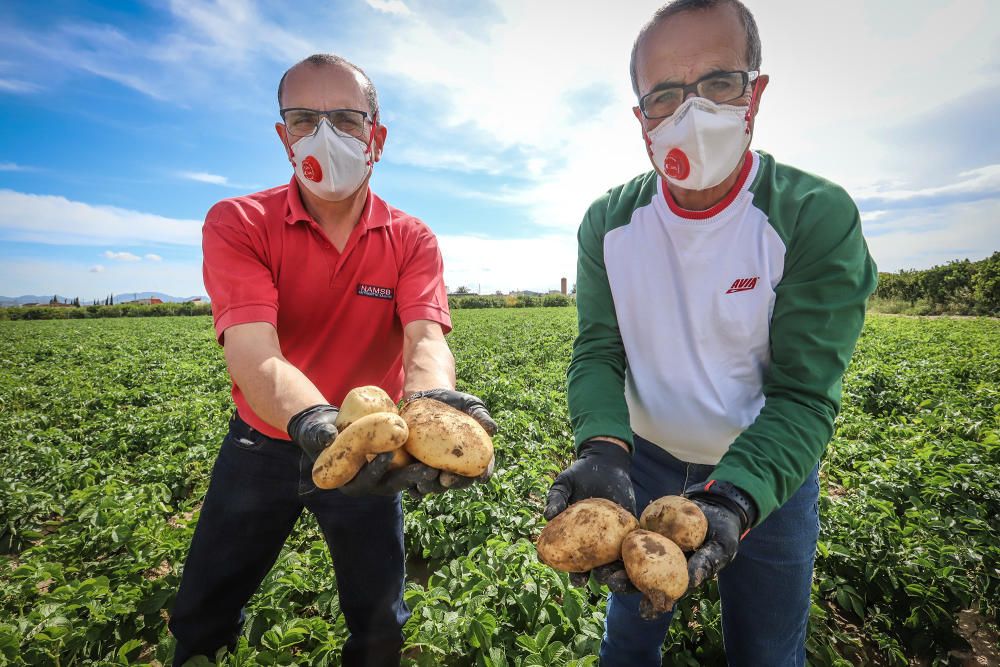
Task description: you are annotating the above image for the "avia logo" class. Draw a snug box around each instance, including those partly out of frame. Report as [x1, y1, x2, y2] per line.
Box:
[726, 277, 759, 294]
[356, 283, 394, 300]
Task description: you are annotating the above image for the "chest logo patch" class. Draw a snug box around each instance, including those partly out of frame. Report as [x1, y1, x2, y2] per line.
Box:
[357, 283, 394, 300]
[726, 277, 759, 294]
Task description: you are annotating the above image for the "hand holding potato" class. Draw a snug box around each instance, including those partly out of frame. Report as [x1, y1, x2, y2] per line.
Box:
[682, 480, 758, 589]
[398, 394, 496, 496]
[312, 386, 497, 496]
[287, 404, 341, 462]
[405, 388, 498, 436]
[543, 439, 637, 592]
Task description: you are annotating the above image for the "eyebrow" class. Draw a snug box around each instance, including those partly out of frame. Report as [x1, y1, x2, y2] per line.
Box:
[643, 67, 730, 96]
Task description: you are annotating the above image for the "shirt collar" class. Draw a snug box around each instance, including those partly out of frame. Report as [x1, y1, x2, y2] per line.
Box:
[284, 176, 391, 229]
[660, 151, 754, 221]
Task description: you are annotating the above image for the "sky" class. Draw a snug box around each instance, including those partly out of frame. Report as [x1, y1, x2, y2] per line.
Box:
[1, 0, 998, 300]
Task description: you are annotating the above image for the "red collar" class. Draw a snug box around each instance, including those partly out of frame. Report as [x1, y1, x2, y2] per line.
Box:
[662, 151, 753, 220]
[284, 177, 390, 229]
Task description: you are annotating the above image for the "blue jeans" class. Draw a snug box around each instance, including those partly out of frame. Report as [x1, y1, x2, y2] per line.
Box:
[601, 435, 819, 667]
[168, 414, 409, 667]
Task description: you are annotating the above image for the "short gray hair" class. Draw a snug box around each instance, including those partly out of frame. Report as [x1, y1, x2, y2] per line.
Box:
[277, 54, 380, 120]
[629, 0, 762, 98]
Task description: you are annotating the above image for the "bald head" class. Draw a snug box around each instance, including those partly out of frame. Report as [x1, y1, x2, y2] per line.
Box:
[278, 54, 379, 119]
[630, 0, 761, 97]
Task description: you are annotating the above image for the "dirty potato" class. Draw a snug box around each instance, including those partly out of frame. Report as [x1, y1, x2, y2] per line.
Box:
[621, 530, 689, 613]
[536, 498, 639, 572]
[335, 385, 398, 431]
[400, 398, 493, 477]
[312, 412, 408, 489]
[640, 496, 707, 551]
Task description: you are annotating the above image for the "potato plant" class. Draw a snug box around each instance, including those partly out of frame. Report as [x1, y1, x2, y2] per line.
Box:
[0, 311, 997, 666]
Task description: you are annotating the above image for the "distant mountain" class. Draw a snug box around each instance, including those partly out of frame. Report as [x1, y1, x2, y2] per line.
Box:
[0, 292, 209, 307]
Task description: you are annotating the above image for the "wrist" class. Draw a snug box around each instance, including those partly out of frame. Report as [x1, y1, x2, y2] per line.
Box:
[685, 479, 758, 533]
[583, 436, 630, 453]
[287, 404, 338, 441]
[579, 439, 632, 469]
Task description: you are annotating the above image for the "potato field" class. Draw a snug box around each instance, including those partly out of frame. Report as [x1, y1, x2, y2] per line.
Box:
[1, 309, 997, 666]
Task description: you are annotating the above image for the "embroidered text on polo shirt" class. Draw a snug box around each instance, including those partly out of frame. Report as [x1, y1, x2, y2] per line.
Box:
[357, 283, 395, 300]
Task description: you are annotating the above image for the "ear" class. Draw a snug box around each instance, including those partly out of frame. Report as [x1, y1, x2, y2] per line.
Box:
[276, 123, 294, 160]
[748, 74, 769, 121]
[371, 123, 388, 163]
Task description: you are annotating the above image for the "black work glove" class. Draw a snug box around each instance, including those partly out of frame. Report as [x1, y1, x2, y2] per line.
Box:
[286, 404, 339, 462]
[544, 440, 637, 594]
[403, 388, 498, 496]
[339, 452, 440, 497]
[683, 480, 758, 589]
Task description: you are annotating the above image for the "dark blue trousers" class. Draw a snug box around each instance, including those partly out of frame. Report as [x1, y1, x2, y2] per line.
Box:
[168, 414, 409, 666]
[601, 434, 820, 667]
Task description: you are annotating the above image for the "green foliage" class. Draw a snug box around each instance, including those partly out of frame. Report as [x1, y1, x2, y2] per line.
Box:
[0, 311, 997, 665]
[873, 253, 1000, 315]
[448, 295, 575, 310]
[3, 301, 213, 321]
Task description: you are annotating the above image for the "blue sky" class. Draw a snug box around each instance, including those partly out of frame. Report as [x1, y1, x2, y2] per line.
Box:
[1, 0, 998, 300]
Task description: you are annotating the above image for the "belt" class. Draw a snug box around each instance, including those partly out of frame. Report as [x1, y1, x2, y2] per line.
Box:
[229, 411, 293, 445]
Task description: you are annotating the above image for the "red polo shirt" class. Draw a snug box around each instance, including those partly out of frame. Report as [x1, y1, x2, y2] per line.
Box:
[202, 178, 451, 439]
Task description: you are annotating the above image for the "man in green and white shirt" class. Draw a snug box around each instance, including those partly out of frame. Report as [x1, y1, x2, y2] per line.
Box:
[543, 1, 877, 664]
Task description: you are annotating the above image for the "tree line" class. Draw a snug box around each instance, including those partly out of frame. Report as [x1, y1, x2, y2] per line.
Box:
[872, 252, 1000, 316]
[0, 301, 213, 321]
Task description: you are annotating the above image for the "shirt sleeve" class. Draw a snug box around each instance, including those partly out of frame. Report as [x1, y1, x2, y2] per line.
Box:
[567, 196, 633, 451]
[710, 185, 878, 523]
[202, 202, 279, 344]
[395, 223, 452, 333]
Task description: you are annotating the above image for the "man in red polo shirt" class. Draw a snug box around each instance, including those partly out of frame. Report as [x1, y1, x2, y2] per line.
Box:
[168, 53, 496, 667]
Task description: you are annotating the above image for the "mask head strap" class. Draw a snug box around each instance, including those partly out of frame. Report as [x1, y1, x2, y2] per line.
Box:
[744, 78, 759, 135]
[363, 110, 380, 167]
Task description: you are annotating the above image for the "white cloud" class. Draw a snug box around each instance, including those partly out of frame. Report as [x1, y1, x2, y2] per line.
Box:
[179, 171, 230, 185]
[359, 0, 1000, 230]
[104, 250, 142, 262]
[0, 190, 201, 246]
[865, 199, 1000, 272]
[388, 146, 508, 175]
[145, 253, 163, 262]
[0, 78, 41, 93]
[860, 210, 888, 223]
[89, 265, 105, 273]
[365, 0, 412, 17]
[0, 162, 33, 171]
[855, 164, 1000, 203]
[438, 233, 576, 295]
[1, 257, 204, 302]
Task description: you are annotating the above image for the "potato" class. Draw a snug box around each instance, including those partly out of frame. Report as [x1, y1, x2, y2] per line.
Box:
[621, 530, 689, 613]
[640, 496, 707, 551]
[536, 498, 639, 573]
[367, 446, 415, 470]
[387, 447, 415, 470]
[335, 385, 397, 431]
[400, 398, 493, 477]
[312, 412, 408, 489]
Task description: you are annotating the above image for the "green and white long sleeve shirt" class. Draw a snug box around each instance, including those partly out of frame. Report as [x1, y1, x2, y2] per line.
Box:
[567, 150, 877, 522]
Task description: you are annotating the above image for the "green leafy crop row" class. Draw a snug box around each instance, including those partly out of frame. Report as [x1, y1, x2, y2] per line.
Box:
[0, 311, 997, 666]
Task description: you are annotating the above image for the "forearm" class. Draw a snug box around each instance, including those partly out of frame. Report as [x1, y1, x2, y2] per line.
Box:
[224, 324, 327, 434]
[403, 322, 455, 395]
[711, 393, 833, 523]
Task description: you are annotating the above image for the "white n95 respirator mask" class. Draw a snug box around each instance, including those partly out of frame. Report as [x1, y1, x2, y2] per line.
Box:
[646, 97, 751, 191]
[290, 120, 372, 202]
